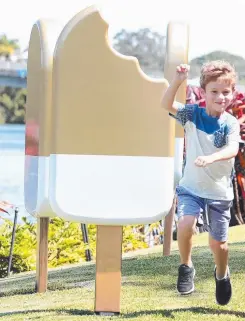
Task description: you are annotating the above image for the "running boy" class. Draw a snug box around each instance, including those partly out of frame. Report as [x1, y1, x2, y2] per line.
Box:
[161, 61, 241, 305]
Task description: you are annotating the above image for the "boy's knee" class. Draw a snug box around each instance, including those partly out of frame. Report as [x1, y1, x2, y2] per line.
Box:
[209, 238, 228, 252]
[178, 215, 197, 234]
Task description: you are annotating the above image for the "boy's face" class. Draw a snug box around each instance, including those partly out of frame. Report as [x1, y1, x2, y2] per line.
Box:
[201, 79, 234, 115]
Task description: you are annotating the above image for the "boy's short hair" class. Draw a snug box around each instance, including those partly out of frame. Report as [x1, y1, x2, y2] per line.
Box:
[200, 60, 237, 90]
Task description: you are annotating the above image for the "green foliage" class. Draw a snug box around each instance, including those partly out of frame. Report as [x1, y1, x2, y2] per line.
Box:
[0, 34, 19, 58]
[0, 87, 26, 124]
[0, 219, 36, 277]
[48, 218, 87, 267]
[123, 225, 148, 252]
[0, 217, 151, 278]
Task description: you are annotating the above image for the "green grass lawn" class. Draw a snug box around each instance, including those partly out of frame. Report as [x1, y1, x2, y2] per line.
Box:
[0, 226, 245, 320]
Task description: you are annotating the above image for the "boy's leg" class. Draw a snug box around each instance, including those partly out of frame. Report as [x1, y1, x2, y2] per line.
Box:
[209, 236, 228, 279]
[176, 186, 203, 294]
[178, 215, 197, 266]
[207, 199, 232, 305]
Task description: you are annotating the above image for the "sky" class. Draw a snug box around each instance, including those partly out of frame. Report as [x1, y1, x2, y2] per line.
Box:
[1, 0, 245, 60]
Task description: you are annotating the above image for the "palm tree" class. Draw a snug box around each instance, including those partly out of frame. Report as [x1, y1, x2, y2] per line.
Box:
[0, 34, 20, 59]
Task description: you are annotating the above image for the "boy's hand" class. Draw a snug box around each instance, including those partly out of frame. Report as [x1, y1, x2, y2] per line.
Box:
[194, 155, 215, 167]
[174, 64, 190, 84]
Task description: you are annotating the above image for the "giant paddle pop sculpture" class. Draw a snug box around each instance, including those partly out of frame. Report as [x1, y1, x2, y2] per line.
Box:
[24, 19, 64, 292]
[163, 21, 189, 256]
[24, 4, 185, 315]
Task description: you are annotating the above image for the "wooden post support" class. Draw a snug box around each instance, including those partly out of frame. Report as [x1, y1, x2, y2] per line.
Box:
[95, 225, 123, 315]
[36, 217, 49, 293]
[163, 194, 177, 256]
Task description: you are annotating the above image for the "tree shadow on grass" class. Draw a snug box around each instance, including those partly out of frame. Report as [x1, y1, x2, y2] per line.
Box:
[0, 307, 245, 319]
[123, 307, 245, 319]
[0, 308, 94, 318]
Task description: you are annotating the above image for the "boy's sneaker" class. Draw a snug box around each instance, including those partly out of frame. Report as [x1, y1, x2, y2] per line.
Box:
[177, 264, 195, 295]
[214, 267, 232, 305]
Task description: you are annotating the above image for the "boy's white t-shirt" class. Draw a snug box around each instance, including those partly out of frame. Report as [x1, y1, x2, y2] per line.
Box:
[175, 103, 241, 201]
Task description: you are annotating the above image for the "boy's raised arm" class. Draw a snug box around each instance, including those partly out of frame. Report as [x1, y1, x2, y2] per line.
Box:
[161, 64, 189, 115]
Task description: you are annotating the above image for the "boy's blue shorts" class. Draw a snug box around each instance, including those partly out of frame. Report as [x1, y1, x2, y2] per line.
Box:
[176, 185, 232, 242]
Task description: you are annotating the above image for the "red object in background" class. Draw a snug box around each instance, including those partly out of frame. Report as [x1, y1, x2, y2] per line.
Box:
[0, 201, 14, 214]
[186, 85, 205, 107]
[25, 119, 39, 156]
